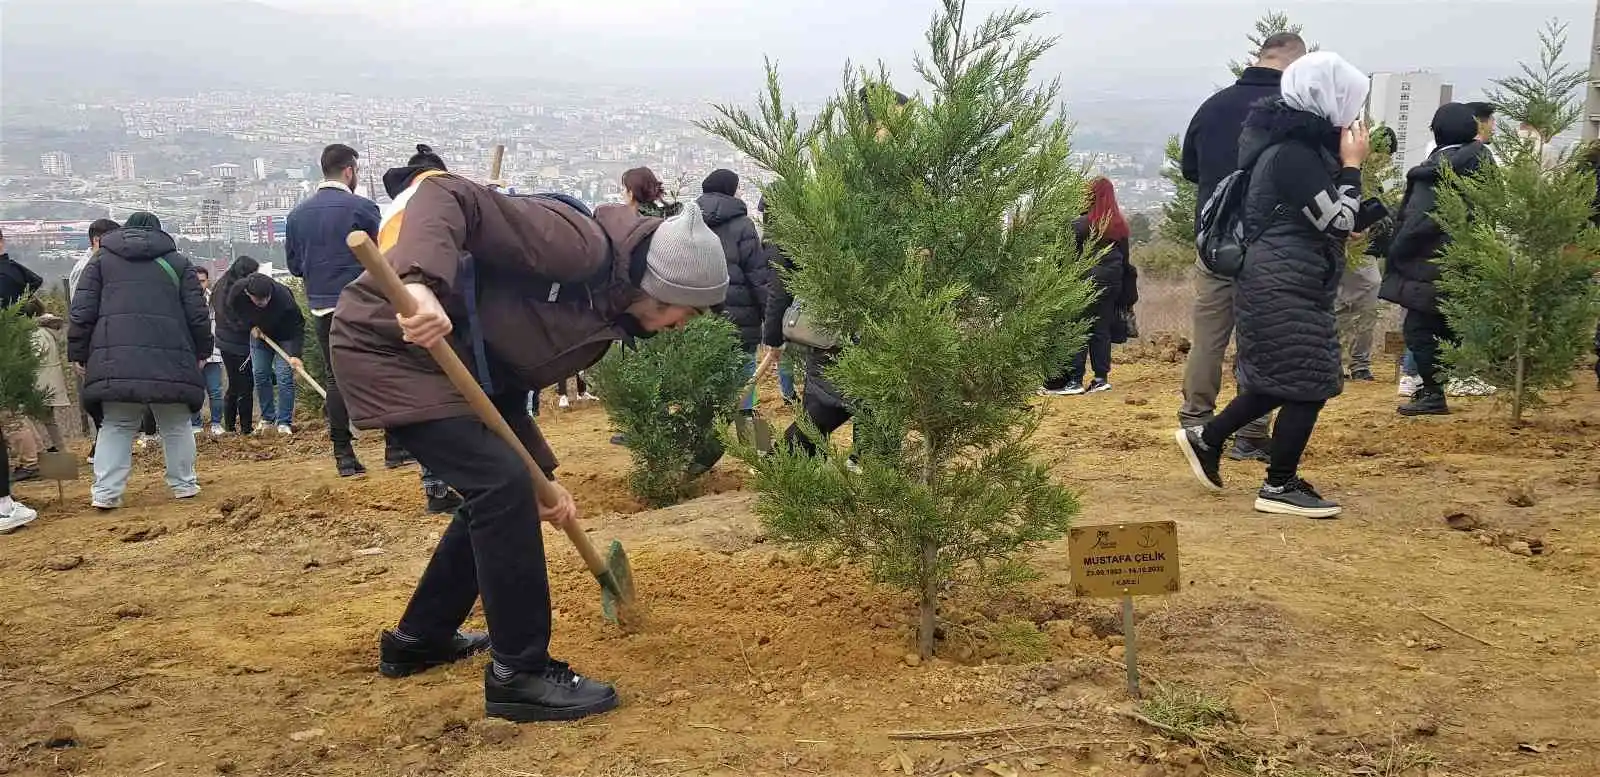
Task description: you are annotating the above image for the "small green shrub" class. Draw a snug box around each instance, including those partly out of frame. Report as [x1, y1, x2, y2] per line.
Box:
[286, 279, 326, 416]
[1135, 239, 1196, 281]
[0, 304, 48, 420]
[587, 315, 750, 506]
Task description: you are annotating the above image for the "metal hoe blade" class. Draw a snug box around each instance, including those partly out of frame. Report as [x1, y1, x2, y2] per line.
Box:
[598, 539, 637, 625]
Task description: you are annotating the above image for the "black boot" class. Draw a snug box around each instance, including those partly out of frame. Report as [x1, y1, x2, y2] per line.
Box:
[1398, 387, 1449, 416]
[379, 629, 491, 678]
[384, 443, 416, 470]
[335, 446, 367, 478]
[484, 661, 619, 722]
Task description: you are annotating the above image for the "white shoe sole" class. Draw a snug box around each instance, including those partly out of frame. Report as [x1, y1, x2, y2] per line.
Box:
[0, 511, 37, 534]
[1253, 497, 1342, 519]
[1174, 429, 1223, 493]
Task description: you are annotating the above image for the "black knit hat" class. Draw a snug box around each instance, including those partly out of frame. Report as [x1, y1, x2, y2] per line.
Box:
[702, 168, 739, 196]
[1431, 103, 1479, 147]
[125, 211, 161, 230]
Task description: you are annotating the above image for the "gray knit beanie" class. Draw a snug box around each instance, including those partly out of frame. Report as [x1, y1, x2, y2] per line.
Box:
[640, 201, 728, 308]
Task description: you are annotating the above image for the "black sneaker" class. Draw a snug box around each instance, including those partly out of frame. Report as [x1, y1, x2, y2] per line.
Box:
[1174, 427, 1223, 492]
[379, 629, 490, 678]
[484, 660, 620, 722]
[1348, 368, 1376, 381]
[11, 466, 39, 482]
[1398, 387, 1449, 416]
[1084, 378, 1111, 394]
[384, 448, 417, 470]
[336, 450, 367, 478]
[426, 489, 464, 515]
[1227, 436, 1272, 462]
[1254, 478, 1341, 519]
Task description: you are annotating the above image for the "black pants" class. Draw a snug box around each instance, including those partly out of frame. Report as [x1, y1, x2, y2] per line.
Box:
[314, 314, 355, 449]
[1201, 391, 1326, 487]
[221, 350, 254, 433]
[1049, 288, 1118, 387]
[1403, 309, 1455, 395]
[783, 393, 854, 456]
[388, 389, 553, 672]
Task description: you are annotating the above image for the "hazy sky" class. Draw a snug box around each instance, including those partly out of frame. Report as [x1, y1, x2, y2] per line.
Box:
[255, 0, 1592, 100]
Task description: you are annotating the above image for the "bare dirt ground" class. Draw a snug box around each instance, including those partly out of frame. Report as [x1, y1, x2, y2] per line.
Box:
[1, 353, 1597, 777]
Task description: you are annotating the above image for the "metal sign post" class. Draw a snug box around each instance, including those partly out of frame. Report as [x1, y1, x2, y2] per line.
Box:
[1068, 520, 1181, 699]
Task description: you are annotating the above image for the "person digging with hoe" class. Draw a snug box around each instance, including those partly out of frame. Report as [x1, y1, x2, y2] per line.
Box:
[330, 165, 729, 722]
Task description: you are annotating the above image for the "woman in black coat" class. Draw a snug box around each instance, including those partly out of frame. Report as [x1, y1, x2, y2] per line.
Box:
[211, 255, 259, 433]
[1044, 176, 1130, 395]
[1175, 53, 1371, 520]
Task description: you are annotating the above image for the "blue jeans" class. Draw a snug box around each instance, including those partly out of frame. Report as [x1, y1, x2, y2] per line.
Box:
[251, 338, 295, 426]
[1401, 348, 1418, 378]
[778, 361, 797, 400]
[739, 353, 759, 412]
[193, 361, 224, 427]
[94, 402, 198, 505]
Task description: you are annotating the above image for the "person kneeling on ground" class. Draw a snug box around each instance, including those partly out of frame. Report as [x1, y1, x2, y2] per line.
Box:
[69, 212, 212, 510]
[1174, 53, 1370, 520]
[331, 169, 728, 722]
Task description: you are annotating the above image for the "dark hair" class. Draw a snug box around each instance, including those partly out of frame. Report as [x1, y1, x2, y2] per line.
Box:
[858, 85, 910, 123]
[244, 273, 273, 299]
[320, 144, 359, 178]
[230, 254, 259, 278]
[1466, 101, 1496, 122]
[408, 144, 447, 170]
[88, 218, 120, 243]
[194, 265, 210, 279]
[1259, 32, 1307, 58]
[622, 167, 665, 204]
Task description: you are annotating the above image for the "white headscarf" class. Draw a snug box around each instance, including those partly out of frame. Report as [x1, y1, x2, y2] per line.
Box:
[1280, 52, 1369, 129]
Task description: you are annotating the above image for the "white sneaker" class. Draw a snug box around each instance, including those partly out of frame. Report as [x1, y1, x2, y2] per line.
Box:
[558, 395, 571, 409]
[276, 424, 293, 435]
[0, 502, 38, 534]
[578, 392, 598, 402]
[211, 424, 225, 436]
[192, 426, 203, 436]
[1397, 375, 1422, 397]
[174, 486, 201, 499]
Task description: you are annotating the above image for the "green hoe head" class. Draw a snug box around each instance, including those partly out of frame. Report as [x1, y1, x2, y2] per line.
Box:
[598, 539, 637, 626]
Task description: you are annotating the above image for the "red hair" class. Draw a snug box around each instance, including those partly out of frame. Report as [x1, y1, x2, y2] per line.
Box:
[1085, 177, 1129, 242]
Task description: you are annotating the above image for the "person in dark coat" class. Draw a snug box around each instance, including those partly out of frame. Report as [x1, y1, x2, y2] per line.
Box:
[211, 255, 259, 434]
[1044, 177, 1130, 395]
[231, 273, 305, 433]
[1175, 53, 1370, 520]
[1378, 103, 1492, 416]
[697, 169, 772, 413]
[0, 229, 44, 308]
[68, 212, 212, 509]
[1177, 31, 1308, 462]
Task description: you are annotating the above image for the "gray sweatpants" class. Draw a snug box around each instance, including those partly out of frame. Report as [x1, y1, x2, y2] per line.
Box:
[1334, 259, 1382, 374]
[1178, 262, 1271, 439]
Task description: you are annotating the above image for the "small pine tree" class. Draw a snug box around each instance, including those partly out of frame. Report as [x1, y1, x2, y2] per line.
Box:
[1159, 135, 1197, 245]
[1486, 19, 1586, 143]
[1346, 124, 1403, 268]
[586, 315, 749, 506]
[1435, 134, 1600, 423]
[0, 305, 49, 423]
[1226, 10, 1315, 79]
[702, 0, 1092, 659]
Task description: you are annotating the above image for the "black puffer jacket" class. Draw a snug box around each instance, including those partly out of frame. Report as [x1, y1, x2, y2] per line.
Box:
[1233, 98, 1361, 403]
[1378, 141, 1491, 316]
[212, 261, 257, 356]
[68, 227, 213, 412]
[698, 192, 771, 349]
[761, 241, 846, 410]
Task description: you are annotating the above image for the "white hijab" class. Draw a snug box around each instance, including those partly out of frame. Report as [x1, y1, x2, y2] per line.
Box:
[1280, 52, 1369, 129]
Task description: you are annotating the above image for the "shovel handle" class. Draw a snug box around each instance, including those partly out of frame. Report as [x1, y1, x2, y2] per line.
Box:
[257, 332, 326, 400]
[345, 232, 610, 579]
[488, 144, 506, 188]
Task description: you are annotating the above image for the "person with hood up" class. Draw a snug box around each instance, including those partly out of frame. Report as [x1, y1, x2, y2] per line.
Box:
[212, 255, 259, 435]
[621, 167, 682, 219]
[1043, 177, 1132, 395]
[332, 161, 729, 723]
[230, 272, 306, 434]
[1175, 52, 1371, 520]
[1379, 103, 1494, 417]
[697, 169, 772, 417]
[69, 212, 213, 510]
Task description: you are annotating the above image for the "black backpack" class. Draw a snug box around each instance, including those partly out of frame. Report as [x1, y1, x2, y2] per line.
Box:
[1195, 167, 1276, 278]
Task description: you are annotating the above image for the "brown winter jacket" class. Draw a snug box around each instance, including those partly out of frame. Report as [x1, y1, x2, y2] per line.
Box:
[329, 173, 660, 473]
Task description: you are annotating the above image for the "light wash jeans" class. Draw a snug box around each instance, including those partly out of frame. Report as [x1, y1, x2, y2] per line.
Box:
[193, 361, 224, 427]
[251, 338, 295, 426]
[94, 402, 199, 505]
[778, 361, 797, 401]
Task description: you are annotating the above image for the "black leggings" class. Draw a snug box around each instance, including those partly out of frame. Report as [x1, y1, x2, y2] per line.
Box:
[1201, 391, 1325, 486]
[783, 393, 853, 457]
[221, 350, 254, 433]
